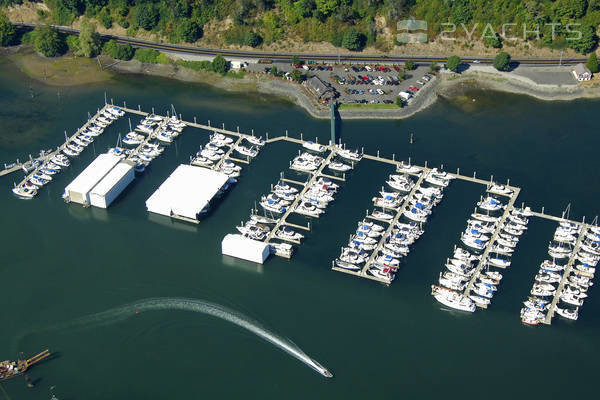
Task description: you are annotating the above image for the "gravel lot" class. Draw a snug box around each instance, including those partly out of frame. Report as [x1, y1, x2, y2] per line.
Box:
[246, 62, 437, 106]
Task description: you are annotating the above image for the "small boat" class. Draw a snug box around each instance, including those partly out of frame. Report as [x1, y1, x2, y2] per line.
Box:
[328, 161, 351, 172]
[555, 306, 578, 320]
[471, 213, 499, 223]
[270, 242, 293, 257]
[371, 209, 393, 221]
[431, 285, 475, 312]
[469, 294, 491, 306]
[246, 136, 265, 146]
[302, 141, 326, 153]
[488, 183, 514, 196]
[235, 145, 259, 158]
[336, 148, 362, 162]
[334, 259, 360, 271]
[295, 202, 324, 217]
[397, 160, 422, 175]
[12, 186, 37, 199]
[275, 226, 304, 241]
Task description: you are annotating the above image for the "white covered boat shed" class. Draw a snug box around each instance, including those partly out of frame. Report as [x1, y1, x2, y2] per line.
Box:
[222, 234, 270, 264]
[146, 164, 229, 222]
[64, 153, 134, 208]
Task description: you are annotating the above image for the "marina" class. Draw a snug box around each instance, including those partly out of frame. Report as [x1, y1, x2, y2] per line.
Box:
[1, 66, 600, 399]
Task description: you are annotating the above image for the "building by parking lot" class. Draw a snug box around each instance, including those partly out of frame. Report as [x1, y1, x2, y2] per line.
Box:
[305, 76, 338, 102]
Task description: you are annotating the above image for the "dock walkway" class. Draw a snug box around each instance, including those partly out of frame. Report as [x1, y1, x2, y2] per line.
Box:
[463, 188, 521, 302]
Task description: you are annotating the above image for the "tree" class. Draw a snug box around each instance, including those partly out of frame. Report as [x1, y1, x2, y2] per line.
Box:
[98, 7, 112, 29]
[404, 60, 415, 70]
[290, 69, 304, 82]
[212, 55, 228, 74]
[66, 35, 80, 53]
[0, 11, 16, 47]
[395, 96, 404, 107]
[587, 52, 599, 73]
[33, 26, 64, 57]
[569, 25, 598, 54]
[177, 19, 202, 43]
[483, 34, 502, 49]
[446, 55, 461, 72]
[291, 55, 301, 65]
[493, 52, 511, 71]
[429, 62, 440, 73]
[397, 69, 407, 81]
[342, 28, 365, 51]
[103, 39, 133, 60]
[269, 65, 278, 75]
[78, 20, 101, 57]
[244, 31, 262, 47]
[135, 4, 159, 31]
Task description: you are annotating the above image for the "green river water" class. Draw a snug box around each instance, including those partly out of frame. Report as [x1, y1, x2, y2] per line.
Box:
[0, 57, 598, 399]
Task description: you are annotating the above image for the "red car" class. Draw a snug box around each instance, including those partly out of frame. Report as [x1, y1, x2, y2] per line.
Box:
[409, 86, 419, 92]
[393, 66, 400, 71]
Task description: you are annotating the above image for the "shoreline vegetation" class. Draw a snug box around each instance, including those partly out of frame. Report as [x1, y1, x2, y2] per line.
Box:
[3, 44, 600, 121]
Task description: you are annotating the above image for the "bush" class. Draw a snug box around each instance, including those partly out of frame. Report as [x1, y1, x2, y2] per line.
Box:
[244, 31, 262, 47]
[118, 18, 129, 29]
[78, 20, 101, 57]
[66, 35, 80, 53]
[134, 48, 160, 63]
[21, 31, 34, 45]
[446, 55, 461, 72]
[177, 19, 202, 43]
[405, 61, 416, 70]
[156, 52, 171, 64]
[0, 11, 16, 46]
[103, 40, 133, 60]
[177, 60, 213, 72]
[98, 7, 112, 29]
[587, 52, 599, 73]
[33, 26, 65, 57]
[493, 52, 511, 71]
[212, 55, 228, 74]
[569, 25, 598, 54]
[342, 28, 365, 51]
[135, 4, 158, 31]
[483, 34, 502, 49]
[395, 96, 404, 107]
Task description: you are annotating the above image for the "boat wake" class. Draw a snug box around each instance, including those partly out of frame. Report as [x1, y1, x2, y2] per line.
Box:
[41, 297, 333, 378]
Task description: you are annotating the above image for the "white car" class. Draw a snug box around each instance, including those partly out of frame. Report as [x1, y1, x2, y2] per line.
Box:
[422, 75, 430, 81]
[365, 66, 373, 71]
[416, 80, 424, 85]
[377, 89, 384, 95]
[473, 60, 481, 64]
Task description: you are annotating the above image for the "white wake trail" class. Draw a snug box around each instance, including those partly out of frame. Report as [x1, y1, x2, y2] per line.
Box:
[50, 297, 333, 378]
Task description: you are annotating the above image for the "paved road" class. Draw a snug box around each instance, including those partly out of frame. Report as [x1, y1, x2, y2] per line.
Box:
[13, 23, 587, 66]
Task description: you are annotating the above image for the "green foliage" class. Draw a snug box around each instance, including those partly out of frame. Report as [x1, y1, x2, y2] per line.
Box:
[291, 55, 301, 65]
[102, 39, 133, 60]
[587, 52, 599, 73]
[429, 62, 440, 73]
[342, 28, 365, 51]
[568, 25, 598, 54]
[446, 55, 461, 72]
[134, 48, 160, 63]
[395, 96, 404, 107]
[177, 59, 213, 72]
[212, 54, 228, 74]
[0, 11, 16, 46]
[493, 52, 511, 71]
[78, 19, 101, 57]
[404, 61, 415, 70]
[156, 52, 171, 64]
[98, 7, 112, 29]
[290, 69, 304, 82]
[244, 31, 262, 47]
[66, 35, 80, 52]
[33, 25, 65, 57]
[397, 69, 407, 81]
[135, 4, 158, 31]
[483, 34, 502, 49]
[177, 19, 202, 43]
[21, 31, 34, 45]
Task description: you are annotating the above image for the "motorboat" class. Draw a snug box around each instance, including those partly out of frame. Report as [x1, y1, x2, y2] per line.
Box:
[62, 147, 80, 157]
[136, 124, 155, 135]
[270, 242, 293, 257]
[12, 186, 37, 199]
[387, 179, 413, 192]
[107, 106, 125, 117]
[50, 155, 70, 167]
[524, 298, 549, 311]
[403, 206, 428, 223]
[469, 295, 490, 306]
[560, 292, 583, 306]
[445, 262, 475, 277]
[334, 259, 360, 271]
[460, 234, 485, 250]
[488, 183, 514, 196]
[371, 209, 393, 221]
[294, 202, 324, 217]
[472, 285, 494, 299]
[236, 145, 259, 158]
[376, 255, 400, 269]
[488, 256, 511, 268]
[191, 155, 214, 167]
[374, 195, 402, 209]
[425, 173, 449, 187]
[475, 281, 497, 292]
[483, 270, 502, 281]
[439, 276, 466, 291]
[520, 308, 544, 325]
[302, 141, 326, 153]
[246, 136, 265, 146]
[275, 226, 304, 241]
[291, 157, 318, 172]
[123, 133, 145, 146]
[328, 161, 351, 172]
[368, 266, 394, 281]
[555, 306, 578, 320]
[397, 160, 421, 175]
[535, 273, 560, 284]
[339, 248, 369, 265]
[336, 148, 362, 162]
[431, 285, 475, 312]
[454, 248, 479, 263]
[260, 197, 287, 214]
[200, 149, 223, 161]
[478, 196, 505, 211]
[274, 181, 299, 194]
[359, 220, 385, 232]
[471, 213, 500, 223]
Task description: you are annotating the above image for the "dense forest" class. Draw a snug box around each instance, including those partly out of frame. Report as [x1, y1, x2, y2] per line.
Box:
[1, 0, 599, 53]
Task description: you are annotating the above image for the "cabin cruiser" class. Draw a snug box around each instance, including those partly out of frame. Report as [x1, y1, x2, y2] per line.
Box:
[540, 260, 563, 272]
[107, 106, 125, 117]
[274, 181, 299, 194]
[270, 242, 293, 258]
[339, 248, 369, 265]
[397, 160, 422, 175]
[191, 155, 213, 167]
[387, 178, 413, 192]
[376, 255, 400, 269]
[315, 177, 338, 190]
[155, 131, 174, 143]
[62, 147, 79, 157]
[200, 149, 223, 162]
[478, 196, 505, 211]
[295, 202, 324, 217]
[530, 285, 555, 297]
[302, 141, 326, 153]
[564, 285, 587, 298]
[335, 259, 360, 271]
[521, 308, 544, 325]
[425, 173, 450, 187]
[512, 206, 534, 217]
[460, 233, 485, 250]
[368, 266, 394, 281]
[560, 292, 584, 306]
[454, 248, 480, 263]
[403, 206, 428, 223]
[12, 185, 37, 199]
[491, 243, 514, 254]
[374, 195, 402, 209]
[328, 161, 351, 172]
[524, 297, 549, 311]
[471, 213, 499, 223]
[488, 183, 514, 196]
[50, 154, 70, 167]
[431, 285, 475, 312]
[569, 274, 593, 287]
[136, 124, 155, 135]
[336, 147, 362, 162]
[236, 223, 268, 241]
[469, 295, 490, 306]
[292, 156, 319, 172]
[556, 306, 578, 320]
[446, 262, 475, 277]
[371, 209, 393, 221]
[236, 144, 259, 158]
[439, 275, 467, 291]
[488, 256, 511, 268]
[535, 273, 560, 284]
[246, 136, 265, 147]
[108, 147, 128, 159]
[358, 220, 385, 232]
[275, 226, 304, 241]
[472, 285, 494, 299]
[260, 196, 287, 214]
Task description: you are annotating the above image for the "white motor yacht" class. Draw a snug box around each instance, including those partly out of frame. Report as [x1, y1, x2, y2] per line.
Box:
[302, 141, 326, 153]
[560, 293, 584, 306]
[12, 185, 37, 199]
[431, 285, 475, 312]
[236, 145, 259, 158]
[397, 160, 422, 175]
[460, 233, 486, 250]
[295, 202, 324, 217]
[471, 213, 500, 223]
[371, 209, 393, 221]
[488, 183, 514, 196]
[334, 259, 360, 271]
[276, 226, 304, 241]
[556, 306, 578, 320]
[478, 196, 505, 211]
[336, 148, 362, 162]
[328, 161, 351, 172]
[246, 136, 265, 146]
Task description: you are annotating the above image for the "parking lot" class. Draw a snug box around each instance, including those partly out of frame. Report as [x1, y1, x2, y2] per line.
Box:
[246, 62, 436, 106]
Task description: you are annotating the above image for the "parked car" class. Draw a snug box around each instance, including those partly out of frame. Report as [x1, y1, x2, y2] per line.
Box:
[416, 80, 425, 85]
[365, 66, 373, 71]
[409, 86, 419, 92]
[422, 75, 430, 81]
[377, 89, 384, 95]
